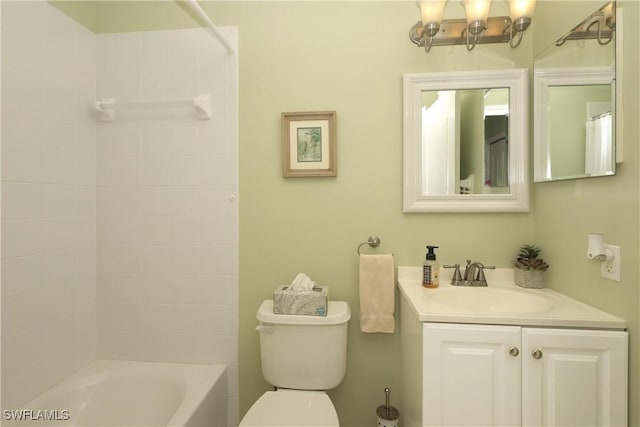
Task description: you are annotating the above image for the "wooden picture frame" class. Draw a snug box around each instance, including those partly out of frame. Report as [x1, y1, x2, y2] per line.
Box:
[282, 111, 337, 177]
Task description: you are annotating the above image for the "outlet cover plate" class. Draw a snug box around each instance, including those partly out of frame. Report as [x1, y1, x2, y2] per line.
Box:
[601, 244, 621, 282]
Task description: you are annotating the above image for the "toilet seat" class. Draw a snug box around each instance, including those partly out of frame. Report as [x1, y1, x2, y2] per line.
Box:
[239, 389, 339, 427]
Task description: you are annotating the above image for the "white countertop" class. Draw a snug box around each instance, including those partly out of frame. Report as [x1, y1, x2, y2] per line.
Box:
[398, 266, 626, 330]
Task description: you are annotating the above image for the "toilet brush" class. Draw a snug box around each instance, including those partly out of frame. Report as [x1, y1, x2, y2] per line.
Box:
[376, 387, 399, 427]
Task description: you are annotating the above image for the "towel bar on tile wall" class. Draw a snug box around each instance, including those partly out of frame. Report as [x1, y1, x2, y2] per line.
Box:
[357, 236, 381, 255]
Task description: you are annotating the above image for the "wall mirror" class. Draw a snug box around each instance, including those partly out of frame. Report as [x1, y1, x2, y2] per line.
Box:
[403, 69, 529, 213]
[533, 1, 618, 182]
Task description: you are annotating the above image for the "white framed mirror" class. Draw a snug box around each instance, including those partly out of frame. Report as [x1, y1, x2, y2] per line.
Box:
[533, 1, 619, 183]
[403, 69, 529, 213]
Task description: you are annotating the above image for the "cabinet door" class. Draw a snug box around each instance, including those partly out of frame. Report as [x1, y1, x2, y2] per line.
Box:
[423, 323, 521, 427]
[522, 328, 628, 427]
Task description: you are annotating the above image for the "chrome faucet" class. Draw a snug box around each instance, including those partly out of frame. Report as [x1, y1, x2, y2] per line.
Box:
[444, 260, 495, 287]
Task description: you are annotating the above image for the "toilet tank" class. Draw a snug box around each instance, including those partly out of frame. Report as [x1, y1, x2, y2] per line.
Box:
[256, 300, 351, 390]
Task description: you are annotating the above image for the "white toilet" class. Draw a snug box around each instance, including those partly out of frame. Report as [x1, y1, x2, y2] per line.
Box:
[239, 299, 351, 427]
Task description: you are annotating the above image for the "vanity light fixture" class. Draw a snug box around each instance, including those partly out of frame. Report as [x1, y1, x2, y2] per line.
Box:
[555, 0, 615, 46]
[409, 0, 536, 52]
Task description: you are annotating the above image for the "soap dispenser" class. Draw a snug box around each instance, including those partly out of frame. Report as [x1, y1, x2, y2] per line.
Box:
[423, 245, 440, 288]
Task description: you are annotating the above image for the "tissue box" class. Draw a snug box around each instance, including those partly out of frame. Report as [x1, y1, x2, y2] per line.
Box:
[273, 285, 328, 316]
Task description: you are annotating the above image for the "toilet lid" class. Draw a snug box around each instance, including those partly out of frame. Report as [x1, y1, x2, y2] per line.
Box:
[239, 390, 339, 427]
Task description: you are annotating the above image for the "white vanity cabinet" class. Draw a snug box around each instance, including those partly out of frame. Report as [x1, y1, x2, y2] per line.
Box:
[422, 323, 521, 426]
[397, 267, 629, 427]
[420, 323, 627, 427]
[521, 327, 627, 427]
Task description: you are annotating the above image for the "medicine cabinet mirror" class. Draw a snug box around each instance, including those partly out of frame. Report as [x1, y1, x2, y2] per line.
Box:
[403, 69, 529, 213]
[533, 2, 618, 182]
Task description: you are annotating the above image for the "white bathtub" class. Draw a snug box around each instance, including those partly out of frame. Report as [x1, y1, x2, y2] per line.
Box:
[4, 360, 227, 427]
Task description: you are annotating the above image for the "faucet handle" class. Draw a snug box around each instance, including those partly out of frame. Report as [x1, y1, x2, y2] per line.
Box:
[476, 265, 495, 282]
[443, 264, 463, 282]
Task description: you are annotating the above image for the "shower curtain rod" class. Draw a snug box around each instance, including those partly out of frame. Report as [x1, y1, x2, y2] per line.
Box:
[184, 0, 235, 55]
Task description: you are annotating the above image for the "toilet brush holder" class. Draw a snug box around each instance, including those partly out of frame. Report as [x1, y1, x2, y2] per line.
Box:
[376, 387, 399, 427]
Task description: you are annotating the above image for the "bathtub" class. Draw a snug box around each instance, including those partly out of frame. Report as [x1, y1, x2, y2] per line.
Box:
[4, 360, 227, 427]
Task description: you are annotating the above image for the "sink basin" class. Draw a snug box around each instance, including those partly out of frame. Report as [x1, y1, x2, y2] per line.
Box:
[397, 266, 627, 328]
[425, 286, 555, 314]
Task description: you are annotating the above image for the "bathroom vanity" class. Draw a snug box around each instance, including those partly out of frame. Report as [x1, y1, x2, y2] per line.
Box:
[398, 266, 628, 427]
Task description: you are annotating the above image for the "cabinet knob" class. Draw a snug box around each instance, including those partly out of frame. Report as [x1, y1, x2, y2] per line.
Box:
[508, 346, 519, 357]
[532, 349, 543, 359]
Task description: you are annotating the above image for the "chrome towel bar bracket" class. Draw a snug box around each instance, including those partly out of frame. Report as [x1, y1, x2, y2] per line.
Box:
[357, 236, 381, 255]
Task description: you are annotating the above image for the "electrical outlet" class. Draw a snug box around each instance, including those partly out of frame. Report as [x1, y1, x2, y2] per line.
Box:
[601, 244, 621, 282]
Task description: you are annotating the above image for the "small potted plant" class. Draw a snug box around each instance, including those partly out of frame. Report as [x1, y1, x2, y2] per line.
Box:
[514, 244, 549, 289]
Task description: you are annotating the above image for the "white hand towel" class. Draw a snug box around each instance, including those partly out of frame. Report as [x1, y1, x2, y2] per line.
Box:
[359, 254, 395, 333]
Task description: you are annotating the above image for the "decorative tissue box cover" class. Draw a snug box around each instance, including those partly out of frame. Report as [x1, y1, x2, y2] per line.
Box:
[273, 285, 328, 316]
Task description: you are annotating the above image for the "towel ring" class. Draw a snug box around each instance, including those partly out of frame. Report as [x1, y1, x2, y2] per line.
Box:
[357, 236, 381, 255]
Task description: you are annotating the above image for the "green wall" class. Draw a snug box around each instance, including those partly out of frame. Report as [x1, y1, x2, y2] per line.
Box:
[533, 2, 640, 425]
[49, 1, 640, 426]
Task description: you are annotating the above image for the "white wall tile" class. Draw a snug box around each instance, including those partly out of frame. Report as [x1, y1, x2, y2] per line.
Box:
[2, 324, 47, 375]
[170, 125, 198, 156]
[170, 31, 198, 70]
[76, 216, 97, 247]
[42, 217, 77, 252]
[199, 305, 231, 335]
[77, 186, 97, 216]
[43, 249, 77, 286]
[171, 304, 199, 334]
[2, 219, 45, 259]
[170, 216, 199, 246]
[2, 107, 46, 150]
[43, 152, 77, 185]
[98, 157, 139, 186]
[141, 304, 171, 333]
[97, 187, 141, 215]
[43, 184, 77, 217]
[4, 14, 239, 411]
[139, 187, 173, 216]
[140, 68, 170, 101]
[97, 245, 140, 274]
[90, 26, 239, 417]
[171, 246, 201, 275]
[139, 157, 171, 186]
[97, 125, 140, 158]
[141, 275, 173, 304]
[2, 65, 45, 114]
[138, 216, 172, 245]
[1, 182, 44, 220]
[169, 157, 199, 186]
[2, 22, 45, 75]
[139, 245, 173, 275]
[111, 275, 141, 304]
[198, 66, 229, 97]
[196, 124, 229, 157]
[172, 275, 201, 304]
[106, 331, 144, 360]
[142, 332, 172, 361]
[1, 357, 52, 410]
[169, 333, 199, 363]
[2, 144, 44, 183]
[171, 186, 200, 216]
[1, 254, 46, 299]
[1, 286, 49, 339]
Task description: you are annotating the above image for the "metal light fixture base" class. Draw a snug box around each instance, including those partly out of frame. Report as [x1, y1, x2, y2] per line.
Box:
[409, 16, 515, 49]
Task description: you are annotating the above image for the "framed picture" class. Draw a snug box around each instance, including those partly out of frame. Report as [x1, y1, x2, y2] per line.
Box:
[281, 111, 337, 177]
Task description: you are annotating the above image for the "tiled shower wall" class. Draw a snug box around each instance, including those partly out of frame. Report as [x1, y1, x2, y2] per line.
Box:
[1, 1, 239, 422]
[95, 27, 239, 420]
[1, 1, 97, 409]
